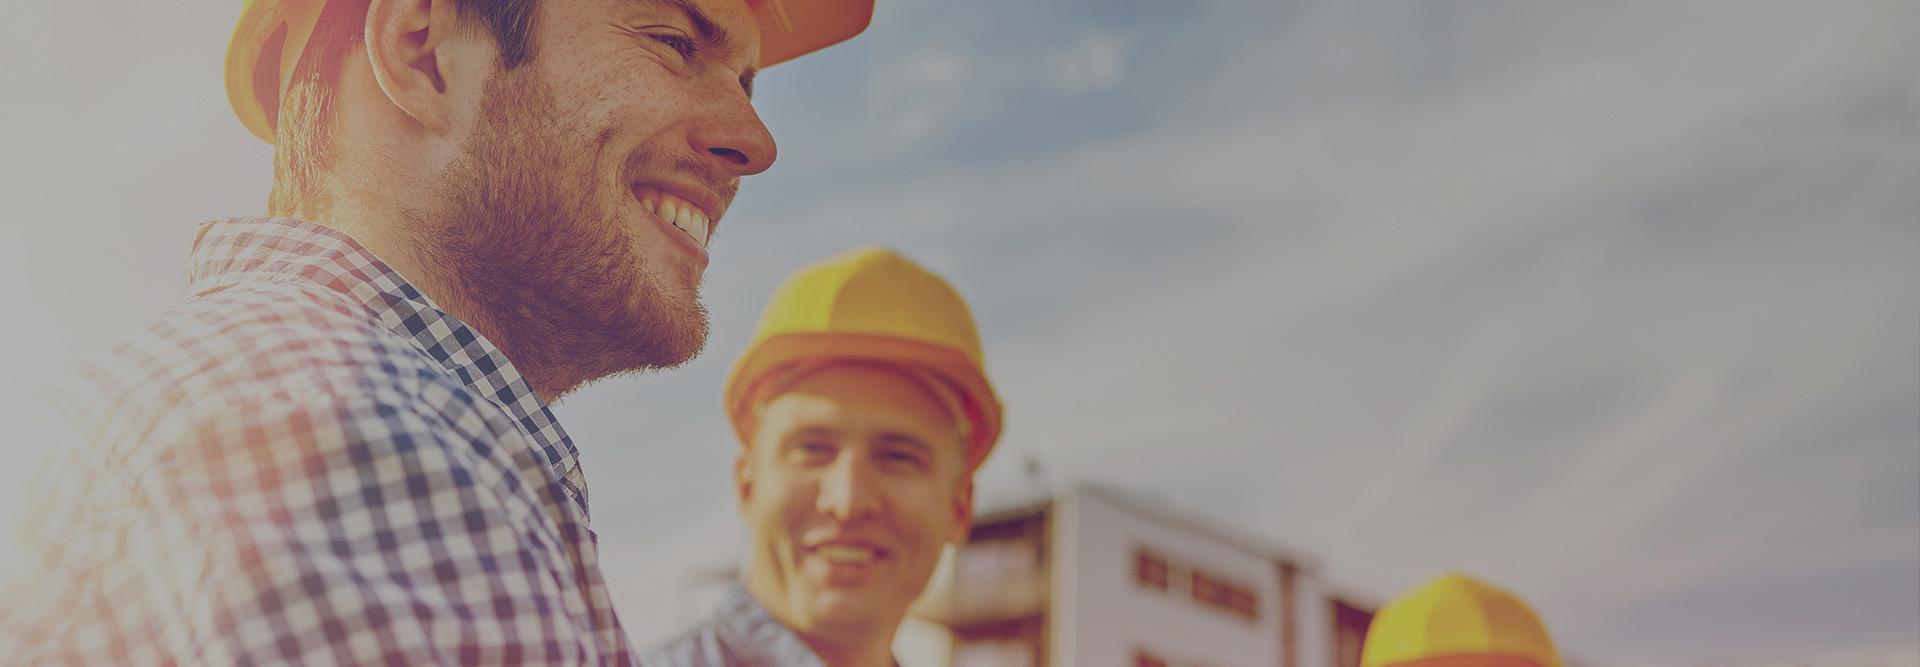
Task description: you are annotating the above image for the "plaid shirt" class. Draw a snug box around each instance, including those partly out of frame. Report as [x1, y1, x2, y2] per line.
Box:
[639, 584, 829, 667]
[0, 217, 639, 665]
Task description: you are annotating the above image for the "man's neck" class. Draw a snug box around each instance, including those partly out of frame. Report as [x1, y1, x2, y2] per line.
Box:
[742, 576, 899, 667]
[796, 632, 896, 667]
[273, 199, 573, 402]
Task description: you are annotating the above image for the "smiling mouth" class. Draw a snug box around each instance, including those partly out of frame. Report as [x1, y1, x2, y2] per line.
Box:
[811, 544, 885, 565]
[634, 185, 713, 247]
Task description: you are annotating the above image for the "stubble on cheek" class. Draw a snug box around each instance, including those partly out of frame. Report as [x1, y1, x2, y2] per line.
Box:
[410, 69, 709, 394]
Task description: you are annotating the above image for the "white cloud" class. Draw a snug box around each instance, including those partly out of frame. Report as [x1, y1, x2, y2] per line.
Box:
[859, 48, 972, 154]
[1057, 29, 1127, 95]
[659, 1, 1919, 661]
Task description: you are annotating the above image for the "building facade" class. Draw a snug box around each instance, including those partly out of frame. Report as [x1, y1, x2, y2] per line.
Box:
[905, 483, 1376, 667]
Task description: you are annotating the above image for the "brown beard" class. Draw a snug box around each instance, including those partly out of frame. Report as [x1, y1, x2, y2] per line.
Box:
[406, 66, 708, 396]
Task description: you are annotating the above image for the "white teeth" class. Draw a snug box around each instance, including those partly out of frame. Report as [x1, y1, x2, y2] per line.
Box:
[675, 206, 696, 238]
[634, 187, 713, 248]
[691, 211, 710, 246]
[659, 199, 680, 229]
[817, 545, 877, 564]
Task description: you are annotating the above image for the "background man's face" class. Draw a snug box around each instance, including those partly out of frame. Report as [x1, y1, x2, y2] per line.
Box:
[737, 365, 975, 634]
[430, 0, 776, 382]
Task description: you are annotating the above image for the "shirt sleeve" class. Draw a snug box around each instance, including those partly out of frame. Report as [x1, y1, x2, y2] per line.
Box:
[7, 385, 610, 666]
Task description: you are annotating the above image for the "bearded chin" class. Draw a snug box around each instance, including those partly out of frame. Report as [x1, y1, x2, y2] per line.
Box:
[409, 70, 709, 395]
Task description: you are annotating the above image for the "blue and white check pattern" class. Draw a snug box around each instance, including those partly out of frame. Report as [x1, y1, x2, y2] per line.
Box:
[0, 217, 638, 665]
[640, 584, 830, 667]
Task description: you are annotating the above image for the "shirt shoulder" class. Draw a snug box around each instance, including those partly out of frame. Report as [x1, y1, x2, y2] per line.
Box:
[49, 279, 494, 454]
[9, 283, 596, 665]
[640, 587, 829, 667]
[641, 619, 737, 667]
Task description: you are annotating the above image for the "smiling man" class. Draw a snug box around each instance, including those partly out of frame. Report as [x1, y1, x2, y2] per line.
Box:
[0, 0, 868, 664]
[644, 246, 1003, 667]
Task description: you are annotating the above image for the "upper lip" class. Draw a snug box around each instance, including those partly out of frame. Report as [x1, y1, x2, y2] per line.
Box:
[803, 537, 891, 556]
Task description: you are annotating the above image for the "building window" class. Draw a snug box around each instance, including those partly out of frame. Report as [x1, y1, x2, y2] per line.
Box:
[960, 537, 1041, 586]
[1223, 585, 1256, 619]
[1190, 569, 1259, 621]
[1134, 548, 1170, 591]
[1134, 547, 1260, 621]
[1332, 599, 1375, 667]
[952, 615, 1044, 667]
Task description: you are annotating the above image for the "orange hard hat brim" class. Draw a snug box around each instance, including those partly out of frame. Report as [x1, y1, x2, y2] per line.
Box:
[726, 332, 1003, 471]
[755, 0, 874, 67]
[226, 0, 873, 144]
[1378, 656, 1547, 667]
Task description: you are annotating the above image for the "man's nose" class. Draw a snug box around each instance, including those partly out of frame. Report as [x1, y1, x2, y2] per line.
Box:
[816, 451, 880, 522]
[690, 85, 777, 178]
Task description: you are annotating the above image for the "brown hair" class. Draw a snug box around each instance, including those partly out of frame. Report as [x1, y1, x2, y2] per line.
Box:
[268, 0, 542, 216]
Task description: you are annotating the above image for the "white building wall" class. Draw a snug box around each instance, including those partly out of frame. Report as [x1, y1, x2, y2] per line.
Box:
[1050, 490, 1081, 667]
[1059, 485, 1283, 667]
[1293, 573, 1332, 667]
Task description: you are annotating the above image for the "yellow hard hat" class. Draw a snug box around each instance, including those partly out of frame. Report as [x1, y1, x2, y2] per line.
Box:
[725, 245, 1003, 471]
[1361, 573, 1565, 667]
[225, 0, 875, 144]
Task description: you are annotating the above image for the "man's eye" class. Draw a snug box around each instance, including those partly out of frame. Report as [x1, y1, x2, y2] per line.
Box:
[793, 441, 834, 462]
[881, 449, 927, 471]
[650, 33, 696, 59]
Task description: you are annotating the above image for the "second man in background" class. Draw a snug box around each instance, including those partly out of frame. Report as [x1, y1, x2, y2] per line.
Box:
[645, 246, 1003, 667]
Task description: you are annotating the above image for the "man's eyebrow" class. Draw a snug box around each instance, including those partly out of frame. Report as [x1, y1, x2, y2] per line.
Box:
[633, 0, 735, 56]
[782, 426, 840, 441]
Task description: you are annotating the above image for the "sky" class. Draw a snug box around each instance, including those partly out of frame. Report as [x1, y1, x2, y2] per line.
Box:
[2, 1, 1917, 666]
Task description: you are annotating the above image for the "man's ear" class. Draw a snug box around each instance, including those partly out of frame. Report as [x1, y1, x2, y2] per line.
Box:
[363, 0, 466, 136]
[734, 450, 754, 508]
[948, 476, 975, 544]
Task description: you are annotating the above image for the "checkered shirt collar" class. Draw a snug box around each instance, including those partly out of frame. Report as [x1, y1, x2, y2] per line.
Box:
[713, 584, 830, 667]
[186, 216, 590, 517]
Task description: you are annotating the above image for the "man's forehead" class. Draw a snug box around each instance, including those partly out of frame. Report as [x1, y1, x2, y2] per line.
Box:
[784, 368, 952, 414]
[765, 388, 944, 425]
[762, 387, 958, 441]
[751, 391, 968, 470]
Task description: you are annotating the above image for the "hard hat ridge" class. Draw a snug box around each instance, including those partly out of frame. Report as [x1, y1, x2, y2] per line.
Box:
[1360, 572, 1565, 667]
